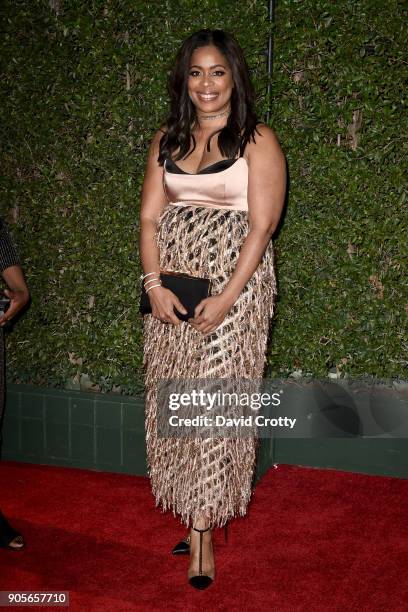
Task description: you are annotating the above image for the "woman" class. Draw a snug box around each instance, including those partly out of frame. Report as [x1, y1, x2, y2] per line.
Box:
[0, 217, 30, 549]
[139, 29, 286, 589]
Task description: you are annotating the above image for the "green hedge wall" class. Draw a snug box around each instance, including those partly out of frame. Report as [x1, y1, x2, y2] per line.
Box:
[0, 0, 406, 395]
[269, 0, 407, 379]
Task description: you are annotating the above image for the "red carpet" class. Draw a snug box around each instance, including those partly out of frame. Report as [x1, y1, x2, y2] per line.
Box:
[0, 461, 407, 611]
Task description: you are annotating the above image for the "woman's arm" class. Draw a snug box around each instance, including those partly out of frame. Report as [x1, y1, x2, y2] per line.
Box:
[221, 124, 286, 305]
[189, 124, 286, 334]
[139, 129, 167, 280]
[139, 129, 187, 325]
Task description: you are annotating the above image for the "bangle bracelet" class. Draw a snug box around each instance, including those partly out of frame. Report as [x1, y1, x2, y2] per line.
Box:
[141, 271, 160, 281]
[145, 282, 162, 294]
[144, 280, 160, 289]
[144, 276, 161, 286]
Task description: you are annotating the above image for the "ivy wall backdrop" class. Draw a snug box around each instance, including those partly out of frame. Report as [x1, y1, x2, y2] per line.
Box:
[1, 0, 406, 397]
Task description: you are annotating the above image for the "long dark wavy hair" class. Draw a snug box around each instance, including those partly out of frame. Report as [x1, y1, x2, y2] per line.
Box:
[158, 29, 262, 165]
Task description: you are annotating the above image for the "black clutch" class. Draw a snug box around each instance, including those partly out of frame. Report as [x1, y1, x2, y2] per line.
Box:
[140, 270, 212, 322]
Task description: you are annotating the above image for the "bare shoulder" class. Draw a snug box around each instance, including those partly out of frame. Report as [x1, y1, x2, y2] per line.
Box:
[245, 123, 285, 171]
[147, 125, 167, 162]
[250, 123, 283, 153]
[151, 124, 166, 146]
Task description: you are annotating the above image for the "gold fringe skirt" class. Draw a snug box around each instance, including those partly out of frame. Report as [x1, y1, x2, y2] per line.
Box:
[142, 203, 277, 528]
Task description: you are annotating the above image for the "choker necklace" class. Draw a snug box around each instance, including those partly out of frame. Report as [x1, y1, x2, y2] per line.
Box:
[196, 108, 230, 120]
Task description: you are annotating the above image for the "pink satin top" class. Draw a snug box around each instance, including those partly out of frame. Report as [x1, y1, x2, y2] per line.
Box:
[163, 157, 249, 212]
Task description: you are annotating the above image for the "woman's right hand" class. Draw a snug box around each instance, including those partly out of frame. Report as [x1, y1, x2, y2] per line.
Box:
[147, 286, 187, 325]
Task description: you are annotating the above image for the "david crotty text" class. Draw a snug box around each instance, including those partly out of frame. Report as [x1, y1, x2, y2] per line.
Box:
[168, 415, 297, 429]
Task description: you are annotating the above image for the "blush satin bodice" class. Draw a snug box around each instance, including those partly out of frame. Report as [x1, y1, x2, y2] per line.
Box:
[163, 156, 249, 212]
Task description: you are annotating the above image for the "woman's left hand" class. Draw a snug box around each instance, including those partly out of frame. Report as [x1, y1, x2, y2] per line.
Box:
[188, 293, 235, 335]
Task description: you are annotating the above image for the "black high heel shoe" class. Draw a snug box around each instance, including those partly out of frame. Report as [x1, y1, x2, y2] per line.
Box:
[0, 510, 25, 551]
[172, 522, 228, 556]
[172, 534, 190, 555]
[188, 526, 214, 590]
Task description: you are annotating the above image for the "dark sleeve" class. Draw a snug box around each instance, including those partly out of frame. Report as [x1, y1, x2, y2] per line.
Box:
[0, 218, 22, 274]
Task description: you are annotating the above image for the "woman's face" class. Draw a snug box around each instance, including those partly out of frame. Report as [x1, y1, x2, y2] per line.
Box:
[187, 45, 234, 117]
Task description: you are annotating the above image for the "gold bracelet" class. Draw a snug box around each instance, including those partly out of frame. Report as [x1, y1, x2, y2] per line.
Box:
[145, 282, 162, 294]
[144, 276, 161, 286]
[140, 271, 160, 281]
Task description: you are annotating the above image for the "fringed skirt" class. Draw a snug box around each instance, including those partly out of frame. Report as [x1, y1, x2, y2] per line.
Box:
[142, 203, 277, 528]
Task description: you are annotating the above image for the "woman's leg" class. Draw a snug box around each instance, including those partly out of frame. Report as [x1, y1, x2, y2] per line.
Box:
[188, 513, 215, 586]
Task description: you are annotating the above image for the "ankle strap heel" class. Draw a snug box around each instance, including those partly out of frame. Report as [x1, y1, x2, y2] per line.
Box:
[193, 526, 210, 577]
[188, 525, 214, 590]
